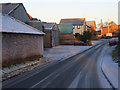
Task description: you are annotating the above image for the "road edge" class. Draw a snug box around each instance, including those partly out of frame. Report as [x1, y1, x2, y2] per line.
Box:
[101, 45, 116, 90]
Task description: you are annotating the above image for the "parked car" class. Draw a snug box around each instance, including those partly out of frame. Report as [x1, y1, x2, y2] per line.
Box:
[100, 36, 106, 39]
[109, 40, 117, 46]
[105, 36, 111, 39]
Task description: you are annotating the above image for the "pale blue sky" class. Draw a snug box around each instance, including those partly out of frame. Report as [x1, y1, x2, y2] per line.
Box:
[0, 0, 119, 25]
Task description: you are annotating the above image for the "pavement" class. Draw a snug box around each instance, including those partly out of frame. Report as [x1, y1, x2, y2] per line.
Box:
[43, 40, 102, 62]
[101, 44, 118, 89]
[3, 40, 113, 89]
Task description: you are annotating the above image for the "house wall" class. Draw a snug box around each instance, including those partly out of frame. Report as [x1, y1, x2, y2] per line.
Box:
[52, 30, 60, 47]
[101, 24, 118, 36]
[2, 33, 43, 66]
[9, 4, 31, 23]
[90, 27, 96, 39]
[86, 21, 96, 39]
[44, 29, 60, 48]
[86, 26, 91, 32]
[73, 25, 84, 35]
[27, 21, 43, 31]
[44, 30, 52, 48]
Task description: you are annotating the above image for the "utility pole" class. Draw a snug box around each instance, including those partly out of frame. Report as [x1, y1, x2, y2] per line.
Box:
[108, 19, 110, 33]
[100, 19, 103, 36]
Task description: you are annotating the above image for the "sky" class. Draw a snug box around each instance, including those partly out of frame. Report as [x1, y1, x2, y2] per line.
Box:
[0, 0, 119, 26]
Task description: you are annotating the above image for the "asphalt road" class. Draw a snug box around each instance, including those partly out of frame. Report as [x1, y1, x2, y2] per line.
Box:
[2, 41, 113, 89]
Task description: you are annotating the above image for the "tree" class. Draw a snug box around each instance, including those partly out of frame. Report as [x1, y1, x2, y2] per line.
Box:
[75, 31, 92, 43]
[82, 31, 92, 43]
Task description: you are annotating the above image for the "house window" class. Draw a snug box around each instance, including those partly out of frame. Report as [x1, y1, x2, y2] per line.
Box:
[73, 25, 75, 29]
[77, 25, 80, 29]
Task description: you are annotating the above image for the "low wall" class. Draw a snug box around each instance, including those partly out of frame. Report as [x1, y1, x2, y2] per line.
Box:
[2, 33, 44, 66]
[60, 34, 77, 45]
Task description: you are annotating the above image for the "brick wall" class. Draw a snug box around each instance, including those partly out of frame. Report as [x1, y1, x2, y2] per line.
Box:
[101, 24, 118, 36]
[60, 34, 77, 45]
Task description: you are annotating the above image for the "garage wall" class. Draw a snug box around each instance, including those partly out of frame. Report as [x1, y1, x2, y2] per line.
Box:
[2, 33, 43, 66]
[44, 30, 52, 48]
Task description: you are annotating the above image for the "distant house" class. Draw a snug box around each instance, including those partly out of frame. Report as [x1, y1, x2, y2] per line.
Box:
[43, 22, 60, 48]
[58, 24, 76, 45]
[60, 18, 87, 35]
[0, 3, 31, 23]
[99, 22, 118, 37]
[86, 25, 91, 32]
[26, 19, 43, 31]
[86, 21, 96, 39]
[1, 14, 45, 66]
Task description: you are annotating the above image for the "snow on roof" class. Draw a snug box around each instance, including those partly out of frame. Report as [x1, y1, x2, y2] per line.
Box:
[43, 22, 56, 30]
[1, 14, 45, 35]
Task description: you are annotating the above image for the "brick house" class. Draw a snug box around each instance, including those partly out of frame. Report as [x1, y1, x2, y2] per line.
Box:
[86, 21, 96, 39]
[98, 22, 118, 37]
[58, 24, 76, 45]
[60, 18, 87, 35]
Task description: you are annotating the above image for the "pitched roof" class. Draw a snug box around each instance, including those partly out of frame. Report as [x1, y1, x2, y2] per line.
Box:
[59, 18, 85, 25]
[42, 22, 56, 30]
[86, 21, 96, 27]
[27, 13, 33, 19]
[103, 21, 117, 28]
[86, 24, 91, 28]
[0, 3, 32, 20]
[1, 14, 44, 35]
[0, 3, 20, 14]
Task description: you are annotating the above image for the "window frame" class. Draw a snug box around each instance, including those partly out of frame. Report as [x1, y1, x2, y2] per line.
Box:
[77, 25, 80, 29]
[73, 25, 75, 29]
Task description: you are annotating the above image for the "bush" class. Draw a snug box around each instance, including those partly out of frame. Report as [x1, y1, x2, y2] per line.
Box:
[74, 31, 92, 44]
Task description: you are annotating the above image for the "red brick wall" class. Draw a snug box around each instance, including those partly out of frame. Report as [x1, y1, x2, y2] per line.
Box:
[60, 34, 74, 39]
[60, 34, 77, 45]
[90, 27, 96, 39]
[101, 24, 118, 36]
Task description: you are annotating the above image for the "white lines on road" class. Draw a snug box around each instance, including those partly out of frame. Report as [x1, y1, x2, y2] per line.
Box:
[68, 72, 81, 88]
[30, 71, 56, 89]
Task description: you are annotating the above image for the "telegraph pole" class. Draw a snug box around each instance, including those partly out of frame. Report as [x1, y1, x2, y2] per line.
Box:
[108, 19, 110, 33]
[100, 19, 103, 36]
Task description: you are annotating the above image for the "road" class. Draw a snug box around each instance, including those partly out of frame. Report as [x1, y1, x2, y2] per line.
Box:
[2, 41, 113, 89]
